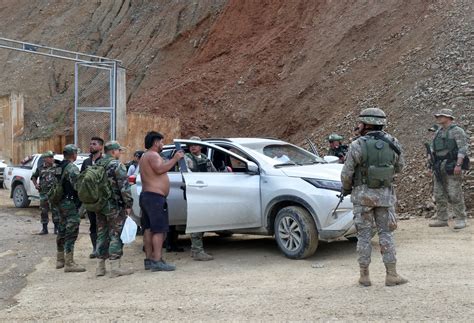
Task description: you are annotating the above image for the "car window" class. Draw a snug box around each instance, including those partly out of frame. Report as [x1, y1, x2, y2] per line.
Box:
[242, 143, 324, 166]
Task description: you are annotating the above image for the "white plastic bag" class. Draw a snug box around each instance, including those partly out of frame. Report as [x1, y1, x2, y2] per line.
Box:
[121, 216, 137, 244]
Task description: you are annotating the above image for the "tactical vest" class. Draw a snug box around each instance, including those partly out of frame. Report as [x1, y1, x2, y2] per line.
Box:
[39, 165, 59, 194]
[186, 153, 208, 172]
[432, 125, 458, 160]
[354, 134, 396, 189]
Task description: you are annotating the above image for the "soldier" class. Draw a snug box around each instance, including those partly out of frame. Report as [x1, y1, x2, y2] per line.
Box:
[56, 144, 86, 273]
[184, 136, 216, 261]
[327, 133, 348, 163]
[80, 137, 104, 258]
[341, 107, 408, 287]
[94, 141, 134, 278]
[429, 109, 469, 229]
[31, 151, 60, 235]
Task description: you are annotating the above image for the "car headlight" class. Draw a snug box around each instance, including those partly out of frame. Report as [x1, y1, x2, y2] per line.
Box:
[303, 178, 342, 192]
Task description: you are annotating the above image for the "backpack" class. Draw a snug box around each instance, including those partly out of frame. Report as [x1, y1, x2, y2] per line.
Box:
[47, 165, 66, 206]
[76, 159, 113, 212]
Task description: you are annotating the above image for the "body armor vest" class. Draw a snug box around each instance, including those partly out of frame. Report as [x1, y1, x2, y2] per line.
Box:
[432, 125, 458, 160]
[187, 153, 209, 172]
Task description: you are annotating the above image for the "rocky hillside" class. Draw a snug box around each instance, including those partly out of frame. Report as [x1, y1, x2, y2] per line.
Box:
[0, 0, 472, 214]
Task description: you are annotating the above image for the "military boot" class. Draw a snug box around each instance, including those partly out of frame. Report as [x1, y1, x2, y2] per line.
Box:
[89, 233, 97, 259]
[64, 252, 86, 273]
[385, 263, 408, 286]
[38, 223, 48, 235]
[56, 251, 65, 269]
[358, 265, 371, 287]
[109, 259, 133, 278]
[429, 219, 448, 227]
[191, 250, 214, 261]
[453, 219, 467, 230]
[53, 222, 59, 235]
[95, 259, 106, 277]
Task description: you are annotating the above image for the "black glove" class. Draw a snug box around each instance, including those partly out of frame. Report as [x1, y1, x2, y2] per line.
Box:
[342, 188, 352, 196]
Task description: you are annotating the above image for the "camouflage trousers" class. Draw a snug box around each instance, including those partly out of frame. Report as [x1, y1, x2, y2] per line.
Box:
[96, 205, 126, 260]
[56, 199, 81, 253]
[39, 193, 60, 224]
[433, 170, 466, 221]
[191, 232, 204, 253]
[354, 205, 397, 266]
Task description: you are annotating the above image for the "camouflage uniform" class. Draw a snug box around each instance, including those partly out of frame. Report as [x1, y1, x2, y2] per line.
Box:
[31, 163, 60, 225]
[431, 125, 469, 223]
[56, 161, 81, 254]
[341, 131, 404, 267]
[95, 154, 133, 260]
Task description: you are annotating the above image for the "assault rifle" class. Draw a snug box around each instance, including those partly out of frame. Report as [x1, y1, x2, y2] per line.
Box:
[331, 188, 345, 219]
[424, 142, 441, 182]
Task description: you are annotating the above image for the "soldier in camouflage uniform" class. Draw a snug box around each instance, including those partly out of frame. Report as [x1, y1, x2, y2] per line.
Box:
[327, 133, 348, 163]
[56, 144, 86, 273]
[341, 107, 408, 287]
[429, 109, 470, 229]
[183, 136, 216, 261]
[95, 141, 134, 278]
[31, 151, 60, 235]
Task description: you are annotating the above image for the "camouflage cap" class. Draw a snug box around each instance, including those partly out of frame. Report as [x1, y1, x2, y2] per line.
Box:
[434, 108, 454, 119]
[105, 140, 125, 151]
[189, 136, 202, 141]
[63, 144, 78, 154]
[328, 133, 344, 142]
[359, 107, 387, 125]
[41, 150, 54, 158]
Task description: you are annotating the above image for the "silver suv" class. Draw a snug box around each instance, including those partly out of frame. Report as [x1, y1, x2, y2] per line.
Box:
[132, 138, 355, 259]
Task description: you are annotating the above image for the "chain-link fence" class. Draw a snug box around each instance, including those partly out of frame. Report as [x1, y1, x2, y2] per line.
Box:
[74, 62, 116, 153]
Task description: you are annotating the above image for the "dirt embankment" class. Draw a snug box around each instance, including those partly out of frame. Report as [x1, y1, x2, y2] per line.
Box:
[0, 0, 472, 213]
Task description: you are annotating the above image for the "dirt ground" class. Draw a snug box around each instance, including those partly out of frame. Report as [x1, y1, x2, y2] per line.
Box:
[0, 188, 472, 321]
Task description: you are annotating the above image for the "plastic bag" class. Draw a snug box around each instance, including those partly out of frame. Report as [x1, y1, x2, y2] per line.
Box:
[121, 216, 137, 244]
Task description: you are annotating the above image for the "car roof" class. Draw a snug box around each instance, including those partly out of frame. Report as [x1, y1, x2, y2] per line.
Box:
[205, 138, 287, 145]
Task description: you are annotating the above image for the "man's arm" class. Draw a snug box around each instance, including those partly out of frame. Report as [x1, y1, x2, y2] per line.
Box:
[68, 164, 80, 188]
[392, 137, 405, 173]
[184, 155, 194, 172]
[148, 151, 184, 175]
[341, 141, 362, 194]
[115, 163, 133, 208]
[31, 167, 40, 188]
[453, 127, 469, 175]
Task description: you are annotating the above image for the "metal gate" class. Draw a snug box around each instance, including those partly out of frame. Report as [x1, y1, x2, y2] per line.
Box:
[74, 61, 117, 152]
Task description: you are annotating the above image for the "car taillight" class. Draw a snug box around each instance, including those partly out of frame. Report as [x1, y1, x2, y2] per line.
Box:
[128, 175, 136, 184]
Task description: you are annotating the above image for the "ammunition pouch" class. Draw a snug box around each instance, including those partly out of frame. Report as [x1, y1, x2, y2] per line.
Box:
[367, 165, 395, 189]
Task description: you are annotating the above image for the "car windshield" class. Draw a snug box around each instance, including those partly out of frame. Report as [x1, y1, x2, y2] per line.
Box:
[240, 142, 325, 166]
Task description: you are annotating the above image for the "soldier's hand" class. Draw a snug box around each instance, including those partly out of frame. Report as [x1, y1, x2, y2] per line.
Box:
[342, 188, 352, 196]
[174, 150, 185, 160]
[126, 208, 131, 215]
[454, 165, 462, 175]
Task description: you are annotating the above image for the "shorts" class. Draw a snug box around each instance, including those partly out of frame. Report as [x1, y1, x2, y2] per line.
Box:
[139, 191, 169, 233]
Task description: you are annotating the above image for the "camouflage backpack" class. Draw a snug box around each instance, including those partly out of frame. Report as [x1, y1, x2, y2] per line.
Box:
[76, 159, 113, 212]
[47, 166, 66, 205]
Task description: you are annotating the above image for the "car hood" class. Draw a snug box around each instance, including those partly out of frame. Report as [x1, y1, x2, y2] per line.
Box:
[280, 164, 343, 181]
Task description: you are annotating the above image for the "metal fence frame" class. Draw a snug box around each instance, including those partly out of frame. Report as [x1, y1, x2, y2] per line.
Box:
[74, 61, 117, 148]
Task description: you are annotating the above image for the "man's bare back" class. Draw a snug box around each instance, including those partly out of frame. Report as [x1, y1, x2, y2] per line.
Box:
[139, 150, 184, 197]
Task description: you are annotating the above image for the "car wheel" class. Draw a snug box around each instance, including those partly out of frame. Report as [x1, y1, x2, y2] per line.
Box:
[274, 206, 318, 259]
[13, 184, 31, 208]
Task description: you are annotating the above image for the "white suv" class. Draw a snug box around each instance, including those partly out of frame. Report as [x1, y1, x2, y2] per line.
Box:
[132, 138, 355, 259]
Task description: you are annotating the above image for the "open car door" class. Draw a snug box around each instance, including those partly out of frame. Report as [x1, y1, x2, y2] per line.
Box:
[176, 140, 262, 233]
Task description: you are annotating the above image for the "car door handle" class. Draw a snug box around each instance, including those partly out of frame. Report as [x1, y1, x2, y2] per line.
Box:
[188, 181, 208, 188]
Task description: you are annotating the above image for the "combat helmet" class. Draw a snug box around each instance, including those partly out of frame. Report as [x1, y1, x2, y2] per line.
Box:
[359, 107, 387, 126]
[327, 133, 344, 142]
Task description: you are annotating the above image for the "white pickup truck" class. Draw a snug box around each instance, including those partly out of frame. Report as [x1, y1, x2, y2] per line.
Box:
[3, 154, 86, 208]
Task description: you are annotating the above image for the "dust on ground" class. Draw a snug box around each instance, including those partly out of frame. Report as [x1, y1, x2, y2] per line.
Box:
[0, 188, 472, 321]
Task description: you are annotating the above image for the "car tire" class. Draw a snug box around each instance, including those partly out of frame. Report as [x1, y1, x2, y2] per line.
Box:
[274, 206, 318, 259]
[13, 184, 31, 208]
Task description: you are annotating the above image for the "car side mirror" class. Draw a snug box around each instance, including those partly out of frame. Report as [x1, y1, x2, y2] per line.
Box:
[247, 161, 259, 175]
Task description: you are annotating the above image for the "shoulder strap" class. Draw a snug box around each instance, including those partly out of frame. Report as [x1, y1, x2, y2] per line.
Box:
[369, 132, 401, 155]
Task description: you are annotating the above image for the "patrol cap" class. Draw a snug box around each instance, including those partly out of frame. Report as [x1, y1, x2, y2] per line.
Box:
[104, 141, 126, 151]
[328, 133, 344, 142]
[63, 144, 78, 155]
[434, 108, 454, 119]
[359, 107, 387, 125]
[41, 150, 54, 158]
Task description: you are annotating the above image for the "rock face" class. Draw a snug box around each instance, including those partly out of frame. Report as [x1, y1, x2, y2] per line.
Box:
[0, 0, 472, 214]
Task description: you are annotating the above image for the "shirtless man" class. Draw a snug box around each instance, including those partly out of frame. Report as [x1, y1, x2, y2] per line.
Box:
[139, 131, 184, 272]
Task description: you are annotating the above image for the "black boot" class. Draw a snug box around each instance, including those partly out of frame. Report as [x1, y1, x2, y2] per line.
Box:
[89, 233, 97, 258]
[38, 223, 48, 235]
[165, 227, 184, 252]
[53, 222, 59, 235]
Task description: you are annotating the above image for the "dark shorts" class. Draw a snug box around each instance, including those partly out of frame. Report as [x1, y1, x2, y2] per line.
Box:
[139, 191, 169, 233]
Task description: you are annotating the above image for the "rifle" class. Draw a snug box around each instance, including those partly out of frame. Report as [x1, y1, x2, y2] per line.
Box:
[305, 137, 320, 157]
[331, 189, 345, 219]
[424, 142, 441, 182]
